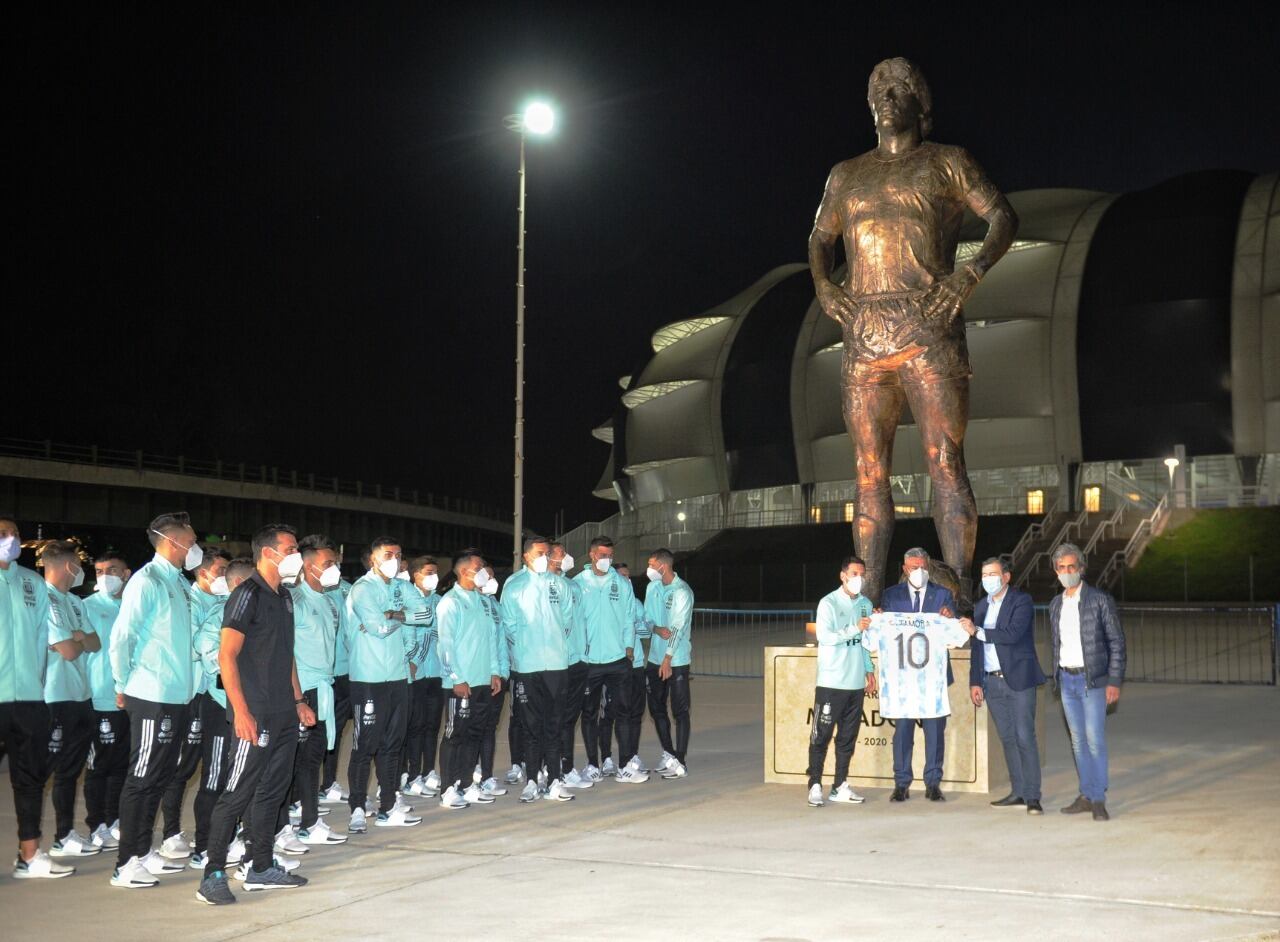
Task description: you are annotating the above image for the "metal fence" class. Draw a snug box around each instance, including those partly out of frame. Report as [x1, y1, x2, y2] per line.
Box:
[689, 604, 1279, 685]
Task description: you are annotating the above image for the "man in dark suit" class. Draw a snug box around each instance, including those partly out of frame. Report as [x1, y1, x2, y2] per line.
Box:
[878, 547, 955, 802]
[960, 558, 1046, 814]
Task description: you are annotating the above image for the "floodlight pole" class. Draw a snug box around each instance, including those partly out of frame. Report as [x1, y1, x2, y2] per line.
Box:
[513, 129, 527, 568]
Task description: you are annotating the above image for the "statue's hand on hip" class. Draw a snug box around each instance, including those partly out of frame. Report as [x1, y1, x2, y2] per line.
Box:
[816, 281, 856, 325]
[922, 269, 979, 325]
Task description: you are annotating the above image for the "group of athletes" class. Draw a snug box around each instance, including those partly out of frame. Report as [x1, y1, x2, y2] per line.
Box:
[0, 511, 694, 905]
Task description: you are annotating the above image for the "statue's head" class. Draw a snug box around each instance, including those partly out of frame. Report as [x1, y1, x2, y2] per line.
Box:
[867, 57, 932, 140]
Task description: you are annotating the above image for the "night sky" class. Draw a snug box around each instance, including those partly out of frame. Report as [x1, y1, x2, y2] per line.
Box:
[13, 5, 1279, 536]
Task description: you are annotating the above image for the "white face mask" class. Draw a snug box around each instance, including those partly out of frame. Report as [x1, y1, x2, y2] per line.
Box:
[210, 575, 230, 596]
[560, 553, 574, 573]
[182, 542, 203, 572]
[473, 568, 491, 589]
[319, 564, 342, 589]
[419, 572, 439, 593]
[530, 555, 548, 574]
[844, 574, 863, 596]
[395, 570, 410, 581]
[96, 574, 124, 597]
[69, 565, 85, 590]
[481, 575, 498, 596]
[377, 557, 400, 580]
[0, 534, 20, 563]
[906, 567, 929, 589]
[594, 556, 613, 573]
[277, 552, 304, 584]
[1058, 571, 1082, 589]
[982, 575, 1004, 596]
[646, 566, 662, 582]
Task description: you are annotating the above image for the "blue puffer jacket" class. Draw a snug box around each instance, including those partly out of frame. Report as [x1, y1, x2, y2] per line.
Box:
[1048, 583, 1126, 689]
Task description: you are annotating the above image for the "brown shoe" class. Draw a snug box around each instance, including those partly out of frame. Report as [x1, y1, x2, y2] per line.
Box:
[1060, 795, 1092, 814]
[1091, 802, 1110, 821]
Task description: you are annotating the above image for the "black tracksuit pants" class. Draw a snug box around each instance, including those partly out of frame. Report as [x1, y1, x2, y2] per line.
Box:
[347, 679, 408, 814]
[403, 676, 444, 779]
[193, 695, 231, 854]
[646, 664, 691, 765]
[442, 686, 491, 790]
[1, 700, 51, 842]
[479, 683, 506, 782]
[85, 708, 130, 832]
[290, 687, 327, 830]
[507, 684, 525, 771]
[807, 686, 865, 788]
[116, 697, 189, 867]
[204, 709, 300, 876]
[512, 669, 565, 782]
[161, 692, 206, 840]
[323, 674, 351, 788]
[581, 658, 631, 768]
[46, 699, 95, 840]
[560, 661, 589, 775]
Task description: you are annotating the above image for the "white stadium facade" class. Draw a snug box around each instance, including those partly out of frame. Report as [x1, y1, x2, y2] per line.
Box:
[571, 170, 1279, 577]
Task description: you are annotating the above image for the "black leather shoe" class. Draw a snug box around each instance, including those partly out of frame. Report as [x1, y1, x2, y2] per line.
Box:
[890, 786, 909, 802]
[1091, 802, 1109, 821]
[1060, 795, 1092, 814]
[990, 794, 1024, 808]
[925, 785, 945, 802]
[1026, 800, 1043, 815]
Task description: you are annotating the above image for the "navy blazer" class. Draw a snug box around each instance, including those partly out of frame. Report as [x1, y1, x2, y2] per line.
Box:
[967, 587, 1047, 692]
[880, 581, 957, 685]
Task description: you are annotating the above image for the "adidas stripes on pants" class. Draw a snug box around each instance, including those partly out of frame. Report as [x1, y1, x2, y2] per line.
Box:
[193, 695, 231, 854]
[323, 674, 351, 788]
[479, 683, 506, 782]
[441, 686, 491, 790]
[116, 697, 189, 868]
[806, 686, 865, 789]
[1, 700, 51, 842]
[560, 661, 589, 775]
[84, 709, 130, 833]
[599, 666, 645, 766]
[347, 680, 408, 815]
[290, 687, 327, 830]
[204, 709, 300, 877]
[161, 691, 205, 840]
[513, 669, 566, 783]
[581, 658, 631, 769]
[402, 676, 443, 780]
[46, 699, 95, 840]
[646, 665, 691, 765]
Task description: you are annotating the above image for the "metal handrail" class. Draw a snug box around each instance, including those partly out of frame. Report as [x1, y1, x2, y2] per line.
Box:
[1097, 494, 1170, 590]
[1015, 507, 1088, 588]
[1003, 494, 1062, 569]
[0, 436, 508, 523]
[1083, 502, 1127, 558]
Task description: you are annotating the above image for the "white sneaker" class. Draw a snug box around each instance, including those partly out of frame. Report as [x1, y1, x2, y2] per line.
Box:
[616, 766, 650, 784]
[480, 777, 508, 797]
[462, 783, 495, 805]
[543, 779, 575, 802]
[400, 771, 410, 790]
[562, 768, 593, 789]
[405, 775, 426, 796]
[829, 783, 866, 804]
[141, 849, 185, 875]
[15, 849, 76, 880]
[601, 757, 618, 777]
[288, 801, 302, 820]
[660, 759, 687, 779]
[90, 823, 119, 850]
[439, 785, 468, 810]
[319, 781, 347, 803]
[109, 855, 156, 888]
[109, 819, 121, 842]
[519, 780, 540, 803]
[655, 751, 674, 771]
[808, 783, 825, 807]
[188, 850, 208, 870]
[628, 754, 650, 774]
[424, 769, 442, 794]
[536, 766, 549, 788]
[234, 855, 299, 880]
[583, 764, 604, 783]
[298, 819, 349, 844]
[50, 829, 101, 858]
[273, 825, 309, 856]
[473, 763, 483, 785]
[391, 793, 415, 815]
[348, 808, 367, 834]
[505, 764, 526, 785]
[227, 836, 247, 864]
[159, 831, 192, 859]
[375, 806, 422, 827]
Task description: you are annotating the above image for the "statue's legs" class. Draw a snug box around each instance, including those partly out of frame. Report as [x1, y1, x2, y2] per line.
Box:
[902, 373, 977, 604]
[842, 378, 904, 605]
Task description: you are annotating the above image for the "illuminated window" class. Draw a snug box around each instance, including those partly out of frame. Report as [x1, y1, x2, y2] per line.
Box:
[1026, 489, 1045, 515]
[1083, 486, 1101, 513]
[810, 506, 822, 523]
[893, 505, 917, 515]
[844, 501, 855, 523]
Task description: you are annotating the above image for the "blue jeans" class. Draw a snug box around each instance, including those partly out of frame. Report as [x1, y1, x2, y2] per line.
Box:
[892, 716, 946, 788]
[984, 674, 1041, 801]
[1059, 670, 1108, 802]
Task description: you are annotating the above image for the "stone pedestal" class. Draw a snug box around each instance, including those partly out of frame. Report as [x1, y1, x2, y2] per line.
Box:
[763, 644, 1046, 792]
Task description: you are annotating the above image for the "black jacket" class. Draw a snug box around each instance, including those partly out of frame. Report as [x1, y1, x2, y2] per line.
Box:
[968, 587, 1046, 692]
[1048, 583, 1126, 689]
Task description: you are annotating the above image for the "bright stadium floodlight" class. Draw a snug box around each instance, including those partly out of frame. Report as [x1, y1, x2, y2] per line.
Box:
[522, 101, 556, 135]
